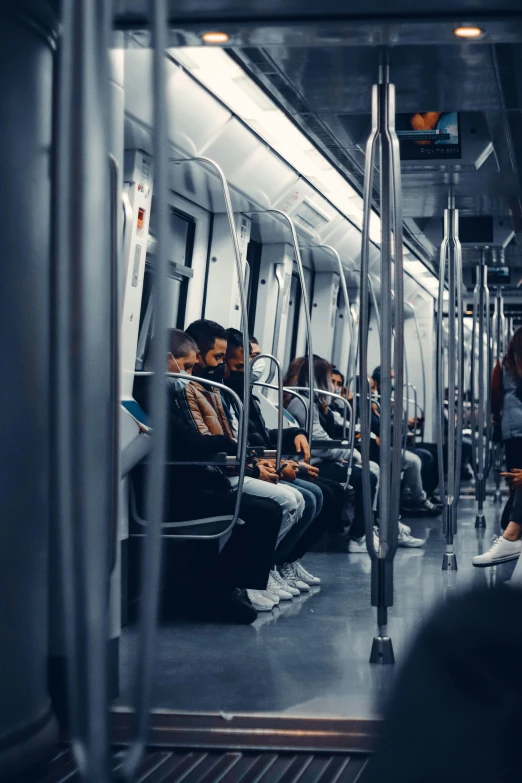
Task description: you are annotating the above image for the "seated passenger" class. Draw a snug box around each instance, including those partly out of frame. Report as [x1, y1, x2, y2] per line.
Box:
[284, 354, 380, 553]
[371, 367, 441, 520]
[133, 329, 284, 624]
[472, 471, 522, 567]
[183, 319, 312, 602]
[224, 328, 328, 584]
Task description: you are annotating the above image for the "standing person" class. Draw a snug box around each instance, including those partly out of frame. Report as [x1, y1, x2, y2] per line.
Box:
[472, 327, 522, 566]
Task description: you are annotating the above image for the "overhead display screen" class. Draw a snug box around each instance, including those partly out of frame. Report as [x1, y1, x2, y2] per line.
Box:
[396, 112, 461, 160]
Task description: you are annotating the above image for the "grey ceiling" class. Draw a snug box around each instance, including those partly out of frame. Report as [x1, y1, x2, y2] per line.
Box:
[232, 39, 522, 293]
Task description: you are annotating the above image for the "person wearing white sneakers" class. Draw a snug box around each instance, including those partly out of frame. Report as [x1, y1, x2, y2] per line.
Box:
[473, 476, 522, 567]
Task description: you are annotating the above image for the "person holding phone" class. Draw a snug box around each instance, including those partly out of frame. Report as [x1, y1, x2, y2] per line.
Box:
[472, 328, 522, 566]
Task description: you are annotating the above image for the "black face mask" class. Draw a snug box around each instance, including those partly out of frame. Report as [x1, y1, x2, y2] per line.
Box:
[226, 370, 246, 398]
[199, 362, 226, 385]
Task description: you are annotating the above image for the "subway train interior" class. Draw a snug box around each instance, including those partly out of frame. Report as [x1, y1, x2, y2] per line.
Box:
[4, 1, 522, 781]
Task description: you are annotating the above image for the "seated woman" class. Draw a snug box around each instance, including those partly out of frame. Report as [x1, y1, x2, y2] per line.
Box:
[283, 354, 382, 553]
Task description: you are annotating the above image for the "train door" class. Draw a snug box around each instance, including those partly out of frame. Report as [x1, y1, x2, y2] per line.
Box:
[135, 207, 195, 370]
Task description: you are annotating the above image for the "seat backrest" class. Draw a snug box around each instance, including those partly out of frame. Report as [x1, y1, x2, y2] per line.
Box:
[120, 404, 152, 478]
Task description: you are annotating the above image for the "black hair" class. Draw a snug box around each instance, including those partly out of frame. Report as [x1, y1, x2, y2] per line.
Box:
[331, 367, 345, 385]
[185, 319, 227, 357]
[145, 328, 197, 370]
[225, 328, 252, 358]
[249, 335, 259, 345]
[372, 366, 381, 385]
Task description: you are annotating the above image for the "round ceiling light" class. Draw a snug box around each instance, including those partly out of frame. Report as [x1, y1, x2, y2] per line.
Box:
[201, 31, 229, 44]
[454, 26, 483, 39]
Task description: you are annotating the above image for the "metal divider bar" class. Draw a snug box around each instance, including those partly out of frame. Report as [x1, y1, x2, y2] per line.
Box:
[405, 301, 427, 443]
[493, 288, 504, 502]
[245, 209, 314, 447]
[359, 55, 404, 665]
[437, 197, 463, 571]
[54, 0, 112, 780]
[131, 373, 246, 538]
[251, 354, 284, 471]
[120, 1, 170, 777]
[286, 386, 354, 488]
[317, 244, 357, 395]
[471, 251, 490, 529]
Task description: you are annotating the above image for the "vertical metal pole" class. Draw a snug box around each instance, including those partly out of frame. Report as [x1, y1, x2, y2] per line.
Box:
[54, 0, 113, 780]
[437, 196, 463, 571]
[360, 54, 403, 665]
[473, 252, 488, 528]
[245, 209, 314, 446]
[493, 287, 504, 502]
[120, 2, 170, 778]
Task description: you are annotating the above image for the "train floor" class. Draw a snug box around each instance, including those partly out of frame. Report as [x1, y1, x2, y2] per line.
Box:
[119, 489, 516, 720]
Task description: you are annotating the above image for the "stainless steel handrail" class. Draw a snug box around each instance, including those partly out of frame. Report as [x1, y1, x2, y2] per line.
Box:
[493, 287, 504, 502]
[54, 1, 113, 780]
[359, 57, 404, 665]
[109, 155, 121, 574]
[470, 251, 490, 529]
[268, 265, 286, 387]
[405, 301, 427, 442]
[317, 244, 357, 395]
[120, 2, 170, 776]
[251, 353, 284, 471]
[245, 209, 314, 447]
[287, 386, 354, 488]
[254, 382, 310, 434]
[130, 373, 246, 539]
[436, 196, 464, 571]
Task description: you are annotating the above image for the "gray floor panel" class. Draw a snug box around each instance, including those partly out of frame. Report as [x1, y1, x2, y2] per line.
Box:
[119, 493, 516, 720]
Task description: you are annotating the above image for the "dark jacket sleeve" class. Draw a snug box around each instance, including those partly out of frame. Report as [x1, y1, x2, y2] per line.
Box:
[167, 396, 237, 461]
[268, 426, 307, 452]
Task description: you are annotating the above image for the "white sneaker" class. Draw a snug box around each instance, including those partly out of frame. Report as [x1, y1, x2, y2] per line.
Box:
[293, 560, 321, 585]
[246, 589, 275, 611]
[267, 571, 293, 600]
[348, 536, 368, 553]
[349, 531, 379, 553]
[279, 563, 309, 592]
[472, 536, 522, 567]
[261, 589, 280, 605]
[273, 568, 300, 597]
[399, 521, 411, 535]
[398, 528, 425, 548]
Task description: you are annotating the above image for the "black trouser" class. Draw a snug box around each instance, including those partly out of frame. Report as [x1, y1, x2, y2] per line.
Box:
[170, 490, 282, 590]
[315, 462, 377, 540]
[283, 476, 344, 560]
[409, 444, 438, 498]
[500, 437, 522, 530]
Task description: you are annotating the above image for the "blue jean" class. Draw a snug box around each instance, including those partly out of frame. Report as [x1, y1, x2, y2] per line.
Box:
[274, 478, 322, 565]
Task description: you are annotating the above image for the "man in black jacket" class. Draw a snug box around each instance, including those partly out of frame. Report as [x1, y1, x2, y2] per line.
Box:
[132, 329, 283, 624]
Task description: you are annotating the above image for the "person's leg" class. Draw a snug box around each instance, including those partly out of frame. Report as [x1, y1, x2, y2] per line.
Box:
[401, 450, 426, 505]
[274, 480, 317, 565]
[500, 438, 522, 531]
[409, 446, 437, 498]
[472, 488, 522, 567]
[232, 475, 302, 543]
[285, 480, 335, 561]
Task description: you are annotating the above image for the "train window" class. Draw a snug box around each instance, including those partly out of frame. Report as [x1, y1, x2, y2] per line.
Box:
[135, 206, 195, 370]
[284, 272, 303, 369]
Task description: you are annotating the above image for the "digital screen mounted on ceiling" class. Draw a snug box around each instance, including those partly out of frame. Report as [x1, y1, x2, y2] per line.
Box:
[396, 112, 461, 160]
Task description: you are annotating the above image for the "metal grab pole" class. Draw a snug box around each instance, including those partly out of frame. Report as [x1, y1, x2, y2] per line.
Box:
[436, 197, 463, 571]
[493, 288, 504, 502]
[251, 353, 284, 471]
[54, 0, 112, 780]
[360, 55, 404, 665]
[245, 209, 314, 447]
[405, 301, 427, 443]
[317, 244, 357, 396]
[471, 252, 489, 528]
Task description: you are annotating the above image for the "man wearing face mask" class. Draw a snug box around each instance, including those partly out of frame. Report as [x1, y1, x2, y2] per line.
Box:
[183, 320, 312, 604]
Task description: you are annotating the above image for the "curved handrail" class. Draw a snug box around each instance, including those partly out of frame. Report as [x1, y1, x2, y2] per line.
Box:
[245, 209, 314, 447]
[251, 353, 284, 471]
[317, 244, 357, 395]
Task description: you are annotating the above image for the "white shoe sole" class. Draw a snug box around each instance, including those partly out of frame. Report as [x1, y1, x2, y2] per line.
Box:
[250, 602, 274, 611]
[472, 552, 521, 568]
